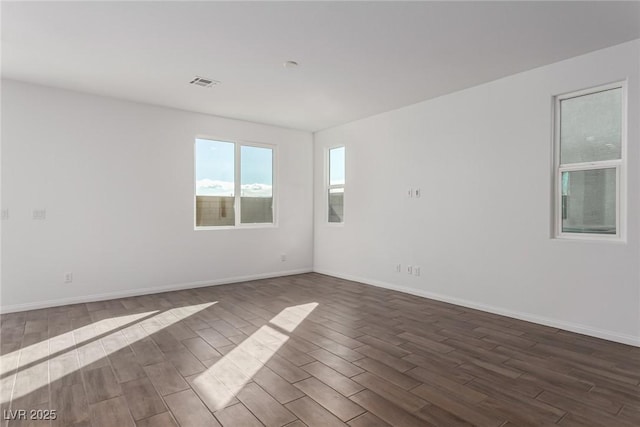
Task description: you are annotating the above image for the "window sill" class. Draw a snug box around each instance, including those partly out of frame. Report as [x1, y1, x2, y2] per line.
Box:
[195, 223, 277, 231]
[553, 234, 626, 244]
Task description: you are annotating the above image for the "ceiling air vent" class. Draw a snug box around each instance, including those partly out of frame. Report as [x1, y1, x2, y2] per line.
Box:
[189, 76, 219, 88]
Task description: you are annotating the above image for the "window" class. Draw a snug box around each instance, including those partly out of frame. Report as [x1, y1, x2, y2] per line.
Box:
[195, 138, 274, 228]
[554, 83, 625, 239]
[328, 146, 345, 223]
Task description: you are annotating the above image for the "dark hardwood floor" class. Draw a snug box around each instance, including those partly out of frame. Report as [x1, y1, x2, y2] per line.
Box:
[1, 273, 639, 426]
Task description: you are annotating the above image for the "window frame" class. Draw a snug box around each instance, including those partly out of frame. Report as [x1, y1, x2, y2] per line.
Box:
[194, 136, 277, 230]
[327, 145, 345, 225]
[553, 81, 627, 242]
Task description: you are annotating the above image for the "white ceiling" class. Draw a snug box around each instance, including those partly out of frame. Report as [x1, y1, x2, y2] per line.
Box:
[2, 1, 639, 132]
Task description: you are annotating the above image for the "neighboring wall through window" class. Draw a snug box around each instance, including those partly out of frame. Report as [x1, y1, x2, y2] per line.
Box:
[555, 83, 625, 239]
[195, 138, 274, 227]
[328, 146, 345, 223]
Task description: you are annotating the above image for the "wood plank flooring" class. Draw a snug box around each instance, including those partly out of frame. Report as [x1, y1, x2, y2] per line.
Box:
[1, 273, 639, 426]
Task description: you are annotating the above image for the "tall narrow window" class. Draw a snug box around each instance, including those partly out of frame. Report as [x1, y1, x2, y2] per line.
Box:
[328, 146, 345, 223]
[555, 83, 624, 239]
[195, 138, 274, 228]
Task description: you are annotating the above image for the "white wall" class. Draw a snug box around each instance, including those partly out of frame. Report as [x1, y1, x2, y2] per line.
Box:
[1, 80, 314, 311]
[314, 40, 640, 346]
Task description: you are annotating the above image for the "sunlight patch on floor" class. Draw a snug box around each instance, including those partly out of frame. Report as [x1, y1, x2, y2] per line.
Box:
[2, 302, 215, 404]
[1, 311, 158, 377]
[192, 302, 318, 410]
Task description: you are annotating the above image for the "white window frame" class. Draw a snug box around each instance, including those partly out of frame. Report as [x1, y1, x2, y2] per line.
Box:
[194, 137, 277, 230]
[553, 81, 626, 242]
[327, 145, 345, 224]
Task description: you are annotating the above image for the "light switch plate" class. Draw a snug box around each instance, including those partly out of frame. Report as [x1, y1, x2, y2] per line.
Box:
[33, 209, 46, 220]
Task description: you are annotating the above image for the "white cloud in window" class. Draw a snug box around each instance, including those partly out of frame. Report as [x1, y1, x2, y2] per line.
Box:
[241, 183, 272, 197]
[196, 179, 234, 196]
[196, 179, 272, 197]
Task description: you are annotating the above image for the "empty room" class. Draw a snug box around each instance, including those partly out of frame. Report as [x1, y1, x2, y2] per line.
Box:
[1, 1, 639, 426]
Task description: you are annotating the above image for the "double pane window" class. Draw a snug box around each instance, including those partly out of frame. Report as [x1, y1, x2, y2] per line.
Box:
[555, 84, 624, 238]
[328, 147, 345, 223]
[195, 138, 274, 228]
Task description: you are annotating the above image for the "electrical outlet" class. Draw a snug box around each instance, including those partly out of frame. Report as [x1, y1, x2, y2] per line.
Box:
[415, 188, 421, 198]
[395, 263, 401, 273]
[64, 272, 73, 283]
[407, 188, 413, 198]
[414, 266, 421, 276]
[281, 254, 287, 262]
[407, 265, 413, 275]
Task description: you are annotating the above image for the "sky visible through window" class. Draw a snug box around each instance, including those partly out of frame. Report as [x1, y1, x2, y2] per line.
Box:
[196, 139, 272, 197]
[330, 146, 345, 186]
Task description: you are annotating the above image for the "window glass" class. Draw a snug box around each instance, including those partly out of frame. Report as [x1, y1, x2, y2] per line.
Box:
[241, 145, 273, 224]
[329, 147, 345, 186]
[561, 168, 616, 235]
[328, 188, 344, 223]
[560, 88, 622, 164]
[195, 139, 235, 226]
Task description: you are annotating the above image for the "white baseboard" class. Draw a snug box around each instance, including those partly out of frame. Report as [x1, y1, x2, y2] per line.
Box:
[314, 268, 640, 348]
[0, 268, 313, 313]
